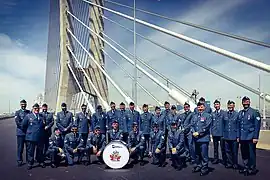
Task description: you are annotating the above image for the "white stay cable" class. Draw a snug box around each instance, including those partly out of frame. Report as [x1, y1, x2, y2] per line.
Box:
[83, 0, 270, 73]
[67, 62, 95, 113]
[66, 45, 110, 110]
[66, 28, 135, 108]
[67, 11, 197, 110]
[102, 49, 163, 107]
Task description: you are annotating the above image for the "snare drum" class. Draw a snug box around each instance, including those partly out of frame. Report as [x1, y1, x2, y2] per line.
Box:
[102, 140, 130, 169]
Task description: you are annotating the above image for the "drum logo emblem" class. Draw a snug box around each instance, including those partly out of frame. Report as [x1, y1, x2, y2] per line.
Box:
[110, 150, 121, 161]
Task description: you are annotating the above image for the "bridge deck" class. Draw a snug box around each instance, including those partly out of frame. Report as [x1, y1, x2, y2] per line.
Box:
[0, 118, 269, 180]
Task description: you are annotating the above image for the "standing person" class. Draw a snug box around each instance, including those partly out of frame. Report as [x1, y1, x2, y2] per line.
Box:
[41, 103, 54, 156]
[91, 105, 107, 135]
[194, 97, 212, 114]
[139, 104, 153, 155]
[56, 103, 73, 139]
[191, 102, 212, 176]
[238, 96, 261, 176]
[75, 104, 91, 144]
[152, 106, 165, 132]
[223, 100, 239, 169]
[22, 103, 46, 170]
[106, 102, 118, 130]
[211, 100, 226, 165]
[15, 99, 30, 166]
[117, 102, 128, 142]
[126, 102, 141, 132]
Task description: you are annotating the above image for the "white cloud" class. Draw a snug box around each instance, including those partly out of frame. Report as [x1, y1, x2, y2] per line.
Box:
[104, 0, 270, 109]
[0, 33, 46, 113]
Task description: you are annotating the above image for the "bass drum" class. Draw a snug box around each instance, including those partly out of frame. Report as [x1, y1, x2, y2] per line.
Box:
[103, 140, 130, 169]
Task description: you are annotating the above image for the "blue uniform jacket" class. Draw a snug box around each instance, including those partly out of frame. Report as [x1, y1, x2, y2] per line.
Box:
[15, 109, 31, 136]
[223, 110, 239, 140]
[48, 135, 64, 151]
[211, 109, 226, 137]
[149, 130, 165, 153]
[116, 110, 128, 133]
[152, 113, 165, 131]
[56, 111, 73, 133]
[140, 111, 154, 134]
[238, 107, 261, 140]
[22, 113, 45, 142]
[108, 129, 124, 142]
[168, 130, 185, 153]
[161, 109, 172, 130]
[75, 112, 91, 134]
[191, 112, 212, 142]
[91, 111, 107, 133]
[128, 131, 145, 149]
[106, 109, 119, 129]
[180, 111, 194, 133]
[64, 132, 84, 152]
[42, 112, 54, 137]
[86, 133, 106, 151]
[126, 109, 141, 132]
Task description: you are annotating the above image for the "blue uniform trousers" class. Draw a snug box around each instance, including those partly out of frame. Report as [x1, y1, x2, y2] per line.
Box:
[26, 141, 44, 165]
[17, 135, 26, 162]
[184, 133, 195, 163]
[130, 146, 145, 161]
[195, 142, 209, 171]
[224, 140, 239, 166]
[152, 147, 166, 164]
[240, 140, 256, 170]
[213, 136, 227, 163]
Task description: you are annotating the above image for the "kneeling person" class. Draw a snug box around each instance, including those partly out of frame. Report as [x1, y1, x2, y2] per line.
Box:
[48, 127, 65, 168]
[149, 122, 166, 167]
[168, 121, 186, 170]
[128, 122, 146, 166]
[64, 125, 85, 166]
[84, 126, 106, 166]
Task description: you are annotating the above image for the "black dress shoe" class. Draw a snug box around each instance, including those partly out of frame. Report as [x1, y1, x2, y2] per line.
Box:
[40, 163, 46, 168]
[17, 161, 23, 167]
[27, 165, 32, 170]
[249, 169, 258, 175]
[192, 167, 201, 173]
[233, 164, 238, 170]
[225, 164, 232, 169]
[51, 164, 56, 168]
[212, 159, 219, 164]
[84, 162, 90, 166]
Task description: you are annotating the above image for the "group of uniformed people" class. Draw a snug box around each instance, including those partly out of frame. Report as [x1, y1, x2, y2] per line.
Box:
[15, 96, 261, 176]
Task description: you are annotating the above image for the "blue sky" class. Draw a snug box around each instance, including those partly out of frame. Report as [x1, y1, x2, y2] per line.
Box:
[0, 0, 269, 113]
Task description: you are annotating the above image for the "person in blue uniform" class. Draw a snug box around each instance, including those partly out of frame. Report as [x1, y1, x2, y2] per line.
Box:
[75, 104, 91, 144]
[22, 103, 46, 170]
[194, 97, 212, 114]
[107, 120, 124, 142]
[180, 102, 195, 164]
[161, 101, 172, 154]
[106, 102, 118, 130]
[152, 106, 165, 131]
[169, 105, 179, 131]
[47, 127, 64, 168]
[64, 125, 85, 166]
[41, 103, 54, 156]
[149, 122, 166, 167]
[223, 100, 239, 169]
[139, 104, 153, 155]
[91, 105, 107, 135]
[84, 126, 106, 166]
[56, 103, 73, 138]
[168, 121, 186, 170]
[211, 99, 227, 165]
[128, 122, 146, 166]
[126, 102, 141, 133]
[15, 99, 30, 166]
[191, 102, 212, 176]
[116, 102, 128, 142]
[238, 96, 261, 176]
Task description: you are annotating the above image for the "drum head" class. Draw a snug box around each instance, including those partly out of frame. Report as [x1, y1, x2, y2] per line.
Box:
[103, 141, 130, 169]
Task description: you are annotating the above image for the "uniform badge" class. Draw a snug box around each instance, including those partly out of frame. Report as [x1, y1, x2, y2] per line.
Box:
[142, 137, 145, 139]
[256, 117, 260, 121]
[200, 117, 205, 121]
[248, 115, 250, 120]
[161, 136, 164, 139]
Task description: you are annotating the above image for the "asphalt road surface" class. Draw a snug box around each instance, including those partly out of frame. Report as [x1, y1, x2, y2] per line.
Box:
[1, 118, 269, 180]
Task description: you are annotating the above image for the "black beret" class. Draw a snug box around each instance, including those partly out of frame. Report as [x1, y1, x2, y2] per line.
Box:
[20, 99, 27, 104]
[110, 101, 115, 105]
[129, 102, 135, 106]
[33, 103, 39, 108]
[199, 97, 205, 101]
[81, 104, 87, 107]
[242, 96, 250, 102]
[214, 99, 220, 104]
[61, 103, 67, 107]
[42, 103, 47, 107]
[164, 101, 170, 105]
[171, 105, 176, 109]
[197, 102, 205, 106]
[184, 102, 190, 106]
[155, 106, 161, 111]
[143, 104, 148, 108]
[120, 102, 125, 106]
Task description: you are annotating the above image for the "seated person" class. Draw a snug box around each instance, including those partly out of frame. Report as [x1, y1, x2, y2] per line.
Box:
[47, 127, 65, 168]
[168, 121, 186, 170]
[64, 124, 84, 166]
[107, 120, 124, 142]
[84, 125, 106, 166]
[149, 122, 166, 167]
[128, 122, 146, 166]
